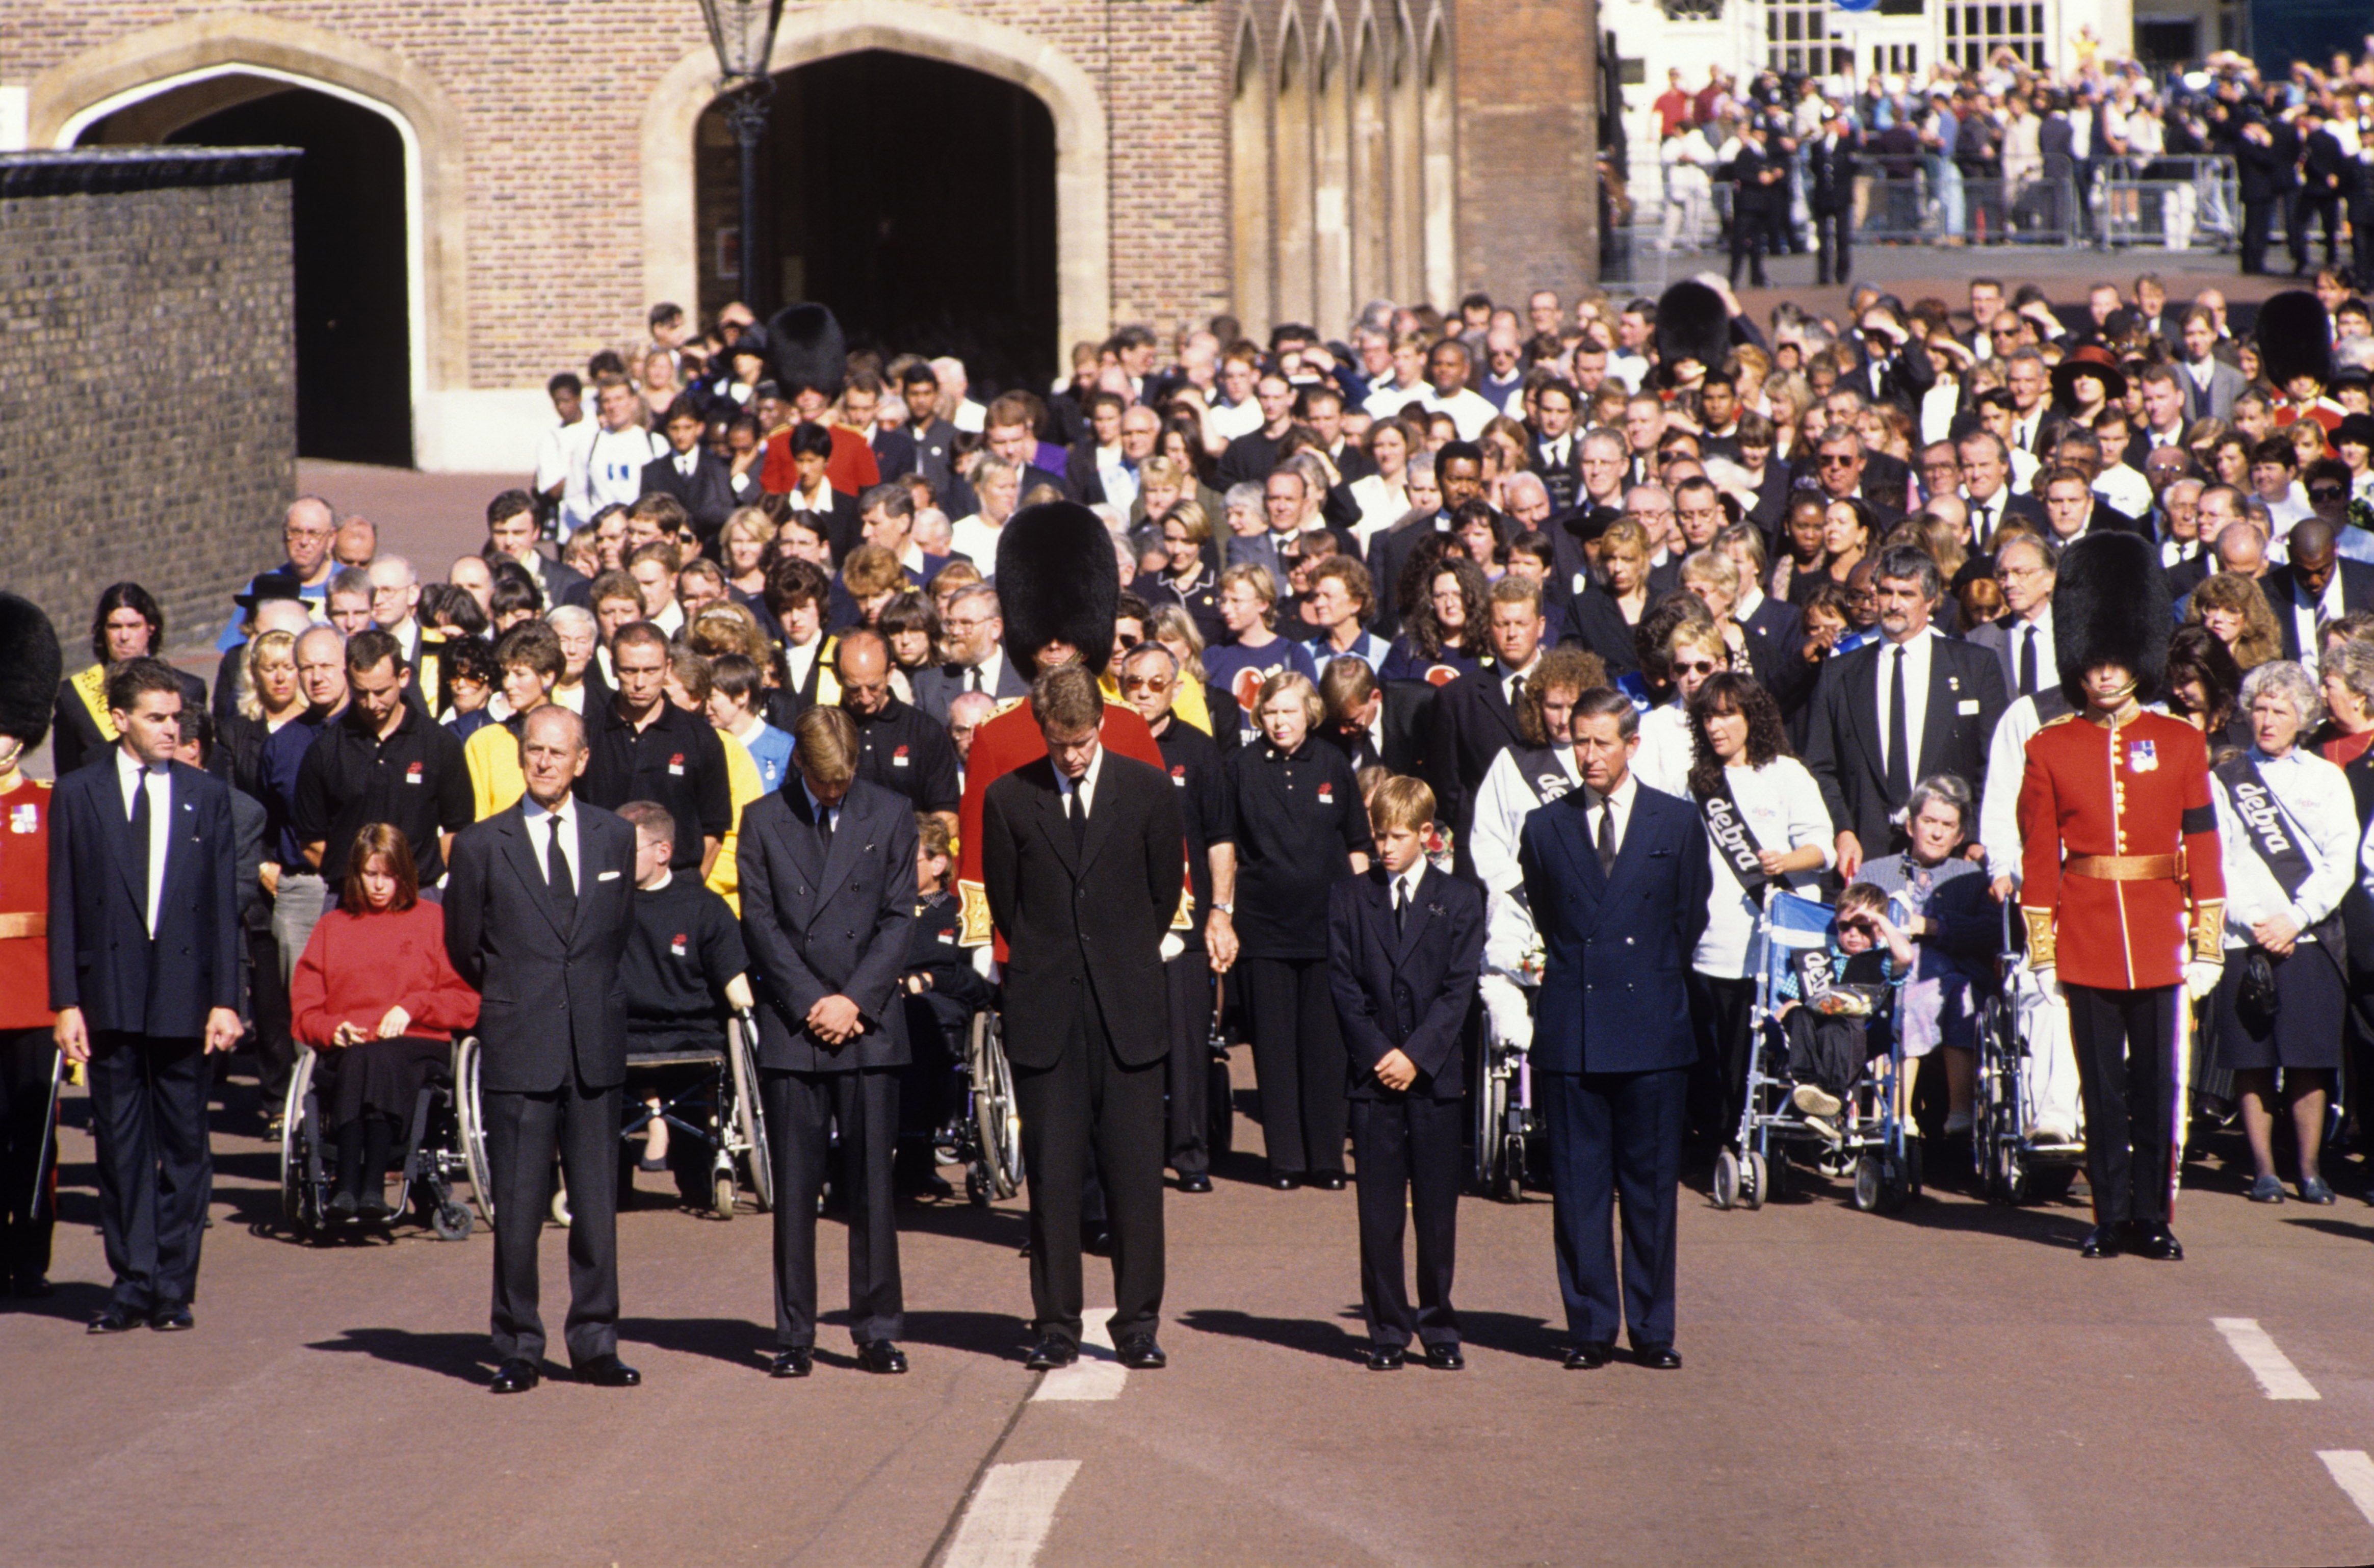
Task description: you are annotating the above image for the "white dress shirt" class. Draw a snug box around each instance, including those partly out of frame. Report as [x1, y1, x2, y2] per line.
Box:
[1579, 771, 1642, 859]
[963, 645, 1010, 696]
[1876, 628, 1937, 785]
[1390, 862, 1427, 917]
[2004, 611, 2056, 697]
[2284, 569, 2347, 676]
[1055, 743, 1106, 818]
[800, 777, 842, 837]
[521, 793, 581, 891]
[116, 748, 171, 935]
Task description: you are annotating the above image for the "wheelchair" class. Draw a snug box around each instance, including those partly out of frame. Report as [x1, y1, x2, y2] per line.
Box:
[279, 1040, 476, 1242]
[1972, 905, 2084, 1206]
[452, 1010, 772, 1227]
[1475, 985, 1544, 1203]
[951, 1006, 1025, 1206]
[1715, 890, 1921, 1214]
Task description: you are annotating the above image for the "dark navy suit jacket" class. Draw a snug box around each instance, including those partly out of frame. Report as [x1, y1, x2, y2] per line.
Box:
[1326, 864, 1485, 1100]
[47, 757, 241, 1037]
[1519, 782, 1710, 1075]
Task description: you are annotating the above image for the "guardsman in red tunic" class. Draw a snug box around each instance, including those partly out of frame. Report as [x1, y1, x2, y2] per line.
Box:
[0, 593, 63, 1297]
[953, 504, 1181, 956]
[2017, 535, 2224, 1262]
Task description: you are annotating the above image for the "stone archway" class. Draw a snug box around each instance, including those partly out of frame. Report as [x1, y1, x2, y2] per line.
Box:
[642, 0, 1110, 361]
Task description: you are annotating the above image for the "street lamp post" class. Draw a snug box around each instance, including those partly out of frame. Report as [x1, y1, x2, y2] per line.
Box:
[697, 0, 788, 310]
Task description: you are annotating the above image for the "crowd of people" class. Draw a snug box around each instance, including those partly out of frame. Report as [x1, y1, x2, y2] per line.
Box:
[1635, 44, 2374, 279]
[9, 260, 2374, 1382]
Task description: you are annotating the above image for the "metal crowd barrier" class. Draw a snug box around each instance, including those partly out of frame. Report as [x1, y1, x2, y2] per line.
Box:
[2096, 156, 2240, 251]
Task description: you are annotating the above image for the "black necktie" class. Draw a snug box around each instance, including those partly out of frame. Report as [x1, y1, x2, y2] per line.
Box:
[1067, 782, 1087, 848]
[817, 799, 836, 851]
[1596, 797, 1618, 875]
[128, 769, 152, 921]
[545, 816, 577, 929]
[1886, 645, 1912, 803]
[2018, 626, 2037, 697]
[1973, 501, 1992, 544]
[1394, 879, 1410, 935]
[967, 665, 983, 693]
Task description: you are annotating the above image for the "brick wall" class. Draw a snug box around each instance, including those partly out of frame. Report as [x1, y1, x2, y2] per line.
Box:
[1451, 0, 1600, 307]
[0, 149, 296, 660]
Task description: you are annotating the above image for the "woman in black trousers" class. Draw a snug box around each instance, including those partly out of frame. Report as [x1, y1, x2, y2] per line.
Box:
[1226, 670, 1373, 1188]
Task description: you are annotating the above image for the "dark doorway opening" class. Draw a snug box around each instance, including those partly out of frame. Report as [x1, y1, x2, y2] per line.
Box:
[82, 85, 412, 466]
[696, 50, 1058, 397]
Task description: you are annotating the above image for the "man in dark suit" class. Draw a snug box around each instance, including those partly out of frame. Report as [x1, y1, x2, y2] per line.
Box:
[442, 704, 642, 1394]
[1527, 381, 1586, 511]
[486, 491, 589, 613]
[640, 401, 742, 543]
[1803, 545, 2009, 878]
[1845, 304, 1936, 418]
[2295, 103, 2347, 275]
[48, 660, 242, 1334]
[980, 664, 1186, 1372]
[2266, 517, 2374, 662]
[2234, 107, 2297, 277]
[910, 582, 1032, 725]
[1368, 442, 1488, 640]
[737, 705, 919, 1378]
[1807, 112, 1858, 288]
[1327, 776, 1484, 1370]
[1965, 531, 2059, 698]
[889, 365, 961, 500]
[1425, 577, 1546, 879]
[1518, 688, 1711, 1369]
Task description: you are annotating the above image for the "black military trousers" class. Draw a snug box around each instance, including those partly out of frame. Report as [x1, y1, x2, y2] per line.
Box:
[2063, 983, 2179, 1226]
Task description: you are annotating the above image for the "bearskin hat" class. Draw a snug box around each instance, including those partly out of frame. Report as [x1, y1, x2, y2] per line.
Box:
[2052, 532, 2170, 710]
[995, 502, 1119, 679]
[0, 592, 62, 750]
[2256, 291, 2332, 391]
[764, 301, 848, 400]
[1653, 280, 1730, 385]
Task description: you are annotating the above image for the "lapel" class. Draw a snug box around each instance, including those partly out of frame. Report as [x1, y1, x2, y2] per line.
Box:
[498, 808, 569, 942]
[1077, 762, 1119, 875]
[1476, 664, 1521, 745]
[1039, 766, 1082, 878]
[815, 790, 864, 903]
[103, 762, 147, 916]
[1549, 790, 1609, 912]
[152, 762, 194, 916]
[1388, 866, 1436, 965]
[1847, 644, 1886, 781]
[1918, 642, 1960, 775]
[1598, 786, 1659, 909]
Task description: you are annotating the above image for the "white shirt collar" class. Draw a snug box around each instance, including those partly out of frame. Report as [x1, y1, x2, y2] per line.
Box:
[1392, 862, 1427, 908]
[522, 792, 575, 829]
[1057, 743, 1107, 809]
[643, 868, 673, 892]
[801, 777, 841, 825]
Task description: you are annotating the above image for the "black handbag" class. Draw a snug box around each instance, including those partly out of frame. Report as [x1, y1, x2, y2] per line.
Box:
[2236, 948, 2281, 1033]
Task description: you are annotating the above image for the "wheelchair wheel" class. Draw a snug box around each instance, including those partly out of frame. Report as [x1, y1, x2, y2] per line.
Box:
[1207, 1051, 1234, 1159]
[1477, 1062, 1512, 1196]
[1743, 1151, 1768, 1211]
[455, 1036, 497, 1227]
[1712, 1147, 1741, 1210]
[729, 1013, 774, 1212]
[1851, 1153, 1883, 1212]
[431, 1200, 473, 1242]
[2007, 1157, 2078, 1207]
[280, 1048, 317, 1231]
[969, 1010, 1024, 1200]
[712, 1168, 737, 1221]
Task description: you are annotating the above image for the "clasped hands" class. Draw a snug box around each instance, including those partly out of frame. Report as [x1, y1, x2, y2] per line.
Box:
[805, 994, 864, 1047]
[332, 1005, 412, 1047]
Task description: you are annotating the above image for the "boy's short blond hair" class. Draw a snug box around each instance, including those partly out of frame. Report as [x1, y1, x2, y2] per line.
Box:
[1836, 882, 1889, 921]
[1367, 773, 1437, 835]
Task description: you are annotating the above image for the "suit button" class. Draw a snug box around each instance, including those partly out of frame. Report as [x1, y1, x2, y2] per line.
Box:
[1625, 936, 1634, 945]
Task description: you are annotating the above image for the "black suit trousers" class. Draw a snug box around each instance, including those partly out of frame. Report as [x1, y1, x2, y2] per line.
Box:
[0, 1029, 62, 1286]
[1542, 1067, 1686, 1349]
[1013, 998, 1166, 1347]
[2352, 193, 2374, 288]
[2292, 192, 2341, 270]
[2242, 199, 2277, 275]
[1813, 207, 1851, 284]
[87, 1031, 212, 1312]
[1239, 956, 1348, 1177]
[761, 1066, 903, 1347]
[1687, 973, 1760, 1151]
[1163, 951, 1216, 1176]
[1728, 204, 1770, 287]
[484, 1075, 621, 1365]
[1350, 1095, 1462, 1348]
[2063, 984, 2178, 1227]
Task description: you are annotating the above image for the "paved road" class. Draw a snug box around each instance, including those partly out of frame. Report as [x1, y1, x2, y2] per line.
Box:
[6, 1057, 2373, 1567]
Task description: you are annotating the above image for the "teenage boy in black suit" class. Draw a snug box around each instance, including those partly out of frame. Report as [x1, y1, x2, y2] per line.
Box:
[1326, 775, 1483, 1371]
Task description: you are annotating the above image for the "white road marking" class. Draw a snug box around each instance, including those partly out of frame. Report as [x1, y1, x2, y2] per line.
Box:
[1033, 1312, 1126, 1402]
[2211, 1317, 2320, 1400]
[942, 1460, 1083, 1568]
[2318, 1451, 2374, 1527]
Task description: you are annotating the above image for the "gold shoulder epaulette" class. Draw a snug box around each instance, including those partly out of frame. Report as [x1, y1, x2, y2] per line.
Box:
[990, 695, 1028, 719]
[2039, 711, 2078, 729]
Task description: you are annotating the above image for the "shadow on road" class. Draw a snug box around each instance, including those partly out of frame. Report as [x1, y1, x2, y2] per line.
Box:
[306, 1325, 495, 1383]
[620, 1314, 774, 1370]
[2282, 1215, 2374, 1245]
[1179, 1304, 1570, 1364]
[1, 1278, 114, 1325]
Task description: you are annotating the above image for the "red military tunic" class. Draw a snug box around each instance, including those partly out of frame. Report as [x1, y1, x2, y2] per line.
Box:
[954, 696, 1172, 957]
[0, 773, 54, 1031]
[2016, 709, 2224, 991]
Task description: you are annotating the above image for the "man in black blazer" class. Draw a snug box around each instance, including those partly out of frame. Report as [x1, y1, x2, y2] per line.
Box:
[909, 583, 1031, 725]
[47, 660, 243, 1334]
[1425, 577, 1546, 879]
[1806, 115, 1858, 288]
[640, 401, 742, 543]
[1803, 545, 2008, 878]
[1518, 689, 1711, 1369]
[1965, 531, 2058, 698]
[442, 704, 642, 1394]
[1326, 777, 1484, 1370]
[1955, 431, 2045, 548]
[2266, 517, 2374, 662]
[736, 705, 919, 1378]
[981, 665, 1186, 1372]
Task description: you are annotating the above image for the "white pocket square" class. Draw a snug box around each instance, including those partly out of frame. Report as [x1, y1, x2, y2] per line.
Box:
[597, 869, 622, 881]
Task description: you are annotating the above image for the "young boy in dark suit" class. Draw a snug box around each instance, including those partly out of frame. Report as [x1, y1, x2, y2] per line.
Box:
[1326, 774, 1484, 1371]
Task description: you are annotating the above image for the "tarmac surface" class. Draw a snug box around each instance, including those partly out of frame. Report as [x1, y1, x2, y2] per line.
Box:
[6, 1056, 2374, 1567]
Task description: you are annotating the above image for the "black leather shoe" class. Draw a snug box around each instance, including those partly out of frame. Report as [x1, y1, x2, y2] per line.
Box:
[1266, 1172, 1299, 1191]
[1115, 1334, 1167, 1370]
[148, 1301, 194, 1332]
[87, 1305, 143, 1335]
[1177, 1172, 1212, 1194]
[1422, 1343, 1465, 1371]
[1313, 1173, 1347, 1191]
[1563, 1341, 1615, 1370]
[2133, 1222, 2184, 1262]
[856, 1340, 909, 1375]
[1026, 1335, 1079, 1371]
[1081, 1227, 1114, 1258]
[769, 1347, 813, 1378]
[1635, 1343, 1683, 1370]
[2079, 1225, 2123, 1259]
[577, 1354, 642, 1387]
[326, 1190, 358, 1223]
[1365, 1346, 1405, 1371]
[488, 1357, 541, 1394]
[358, 1192, 393, 1223]
[10, 1274, 53, 1299]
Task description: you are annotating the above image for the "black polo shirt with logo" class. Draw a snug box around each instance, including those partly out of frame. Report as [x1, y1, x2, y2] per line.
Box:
[1151, 714, 1234, 949]
[846, 695, 961, 816]
[581, 700, 733, 871]
[291, 702, 474, 887]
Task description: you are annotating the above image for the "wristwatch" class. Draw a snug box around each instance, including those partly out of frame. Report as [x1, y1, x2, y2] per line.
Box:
[1211, 901, 1234, 916]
